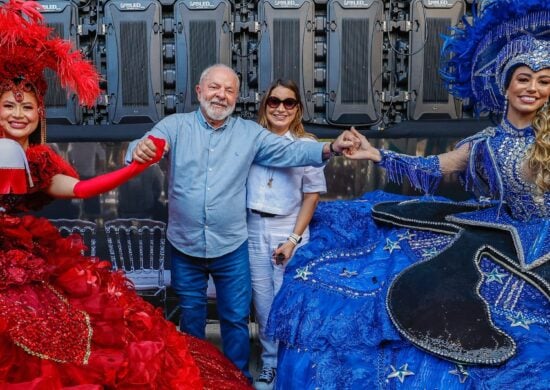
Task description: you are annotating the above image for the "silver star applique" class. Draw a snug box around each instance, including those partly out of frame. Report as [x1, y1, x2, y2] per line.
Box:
[449, 364, 469, 384]
[421, 247, 438, 258]
[294, 266, 313, 281]
[397, 230, 416, 241]
[506, 312, 535, 330]
[387, 363, 414, 384]
[383, 238, 401, 254]
[484, 267, 508, 284]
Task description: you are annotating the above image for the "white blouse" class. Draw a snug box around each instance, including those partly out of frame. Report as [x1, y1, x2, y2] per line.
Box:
[246, 132, 327, 216]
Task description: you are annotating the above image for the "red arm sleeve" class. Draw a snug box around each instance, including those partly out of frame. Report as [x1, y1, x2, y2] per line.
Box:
[73, 136, 165, 199]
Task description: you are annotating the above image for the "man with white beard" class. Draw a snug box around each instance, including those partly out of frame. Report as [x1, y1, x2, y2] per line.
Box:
[128, 64, 356, 380]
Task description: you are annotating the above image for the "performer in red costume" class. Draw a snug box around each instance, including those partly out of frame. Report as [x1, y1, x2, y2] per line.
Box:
[0, 1, 251, 388]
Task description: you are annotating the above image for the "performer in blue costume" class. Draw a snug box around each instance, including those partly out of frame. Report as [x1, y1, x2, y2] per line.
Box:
[267, 0, 550, 388]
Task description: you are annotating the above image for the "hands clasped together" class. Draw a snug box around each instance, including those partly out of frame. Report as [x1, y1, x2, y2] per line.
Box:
[133, 137, 170, 164]
[329, 127, 381, 162]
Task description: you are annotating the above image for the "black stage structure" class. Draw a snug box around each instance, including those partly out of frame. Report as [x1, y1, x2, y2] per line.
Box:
[32, 0, 489, 142]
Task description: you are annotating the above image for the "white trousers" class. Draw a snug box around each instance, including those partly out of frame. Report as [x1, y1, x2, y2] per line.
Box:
[247, 210, 309, 369]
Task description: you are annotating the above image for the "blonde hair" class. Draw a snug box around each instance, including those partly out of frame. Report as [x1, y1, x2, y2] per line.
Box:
[257, 79, 315, 139]
[528, 102, 550, 192]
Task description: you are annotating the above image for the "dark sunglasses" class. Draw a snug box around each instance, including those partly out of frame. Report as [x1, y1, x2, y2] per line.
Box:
[266, 96, 299, 110]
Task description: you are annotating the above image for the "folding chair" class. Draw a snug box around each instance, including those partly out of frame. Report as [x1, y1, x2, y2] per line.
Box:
[104, 219, 167, 316]
[50, 218, 97, 257]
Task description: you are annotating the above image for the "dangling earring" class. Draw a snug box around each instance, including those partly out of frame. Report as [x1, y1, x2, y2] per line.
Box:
[40, 119, 47, 144]
[502, 94, 509, 120]
[38, 108, 46, 144]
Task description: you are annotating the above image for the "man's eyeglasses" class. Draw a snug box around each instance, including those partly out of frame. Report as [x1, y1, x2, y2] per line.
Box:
[266, 96, 299, 110]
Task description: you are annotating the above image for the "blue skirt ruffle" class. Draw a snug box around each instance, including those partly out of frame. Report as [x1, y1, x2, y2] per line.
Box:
[267, 191, 550, 389]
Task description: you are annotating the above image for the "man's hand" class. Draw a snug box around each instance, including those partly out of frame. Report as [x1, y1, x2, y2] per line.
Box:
[132, 137, 170, 163]
[342, 127, 382, 162]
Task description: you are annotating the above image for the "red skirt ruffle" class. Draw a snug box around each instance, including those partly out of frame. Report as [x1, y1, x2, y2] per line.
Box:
[0, 215, 251, 389]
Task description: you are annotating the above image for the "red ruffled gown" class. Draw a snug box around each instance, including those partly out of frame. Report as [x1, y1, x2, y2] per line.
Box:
[0, 145, 251, 389]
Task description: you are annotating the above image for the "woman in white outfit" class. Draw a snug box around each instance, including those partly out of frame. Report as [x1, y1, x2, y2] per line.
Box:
[247, 80, 327, 390]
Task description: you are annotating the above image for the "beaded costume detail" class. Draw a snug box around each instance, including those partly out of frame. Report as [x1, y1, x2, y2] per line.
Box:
[458, 119, 549, 221]
[268, 191, 549, 389]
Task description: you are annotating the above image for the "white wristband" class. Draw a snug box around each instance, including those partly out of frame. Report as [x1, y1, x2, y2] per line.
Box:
[288, 233, 302, 245]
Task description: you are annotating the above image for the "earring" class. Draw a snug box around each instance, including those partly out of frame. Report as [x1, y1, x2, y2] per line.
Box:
[40, 119, 46, 144]
[38, 108, 46, 144]
[502, 94, 509, 118]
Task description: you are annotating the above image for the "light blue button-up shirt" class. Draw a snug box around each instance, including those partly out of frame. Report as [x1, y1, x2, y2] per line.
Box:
[126, 109, 325, 258]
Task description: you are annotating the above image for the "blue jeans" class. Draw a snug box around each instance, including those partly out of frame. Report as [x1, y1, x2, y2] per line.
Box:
[170, 241, 252, 379]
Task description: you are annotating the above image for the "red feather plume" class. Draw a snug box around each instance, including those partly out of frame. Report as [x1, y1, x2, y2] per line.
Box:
[0, 0, 100, 107]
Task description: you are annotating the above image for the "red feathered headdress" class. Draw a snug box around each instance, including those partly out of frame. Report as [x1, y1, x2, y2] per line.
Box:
[0, 0, 101, 143]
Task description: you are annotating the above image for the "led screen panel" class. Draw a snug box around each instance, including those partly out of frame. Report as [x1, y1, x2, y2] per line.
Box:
[258, 0, 315, 121]
[174, 0, 233, 113]
[408, 0, 465, 119]
[103, 0, 163, 124]
[41, 0, 82, 124]
[326, 0, 383, 125]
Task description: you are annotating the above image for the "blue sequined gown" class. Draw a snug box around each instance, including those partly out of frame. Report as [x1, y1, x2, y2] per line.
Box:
[267, 120, 550, 389]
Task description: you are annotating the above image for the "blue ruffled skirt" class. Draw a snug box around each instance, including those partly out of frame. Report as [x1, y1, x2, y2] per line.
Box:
[267, 191, 550, 389]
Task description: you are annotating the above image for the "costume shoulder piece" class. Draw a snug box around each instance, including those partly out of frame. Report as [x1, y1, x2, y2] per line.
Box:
[0, 146, 78, 212]
[26, 145, 78, 192]
[456, 126, 497, 147]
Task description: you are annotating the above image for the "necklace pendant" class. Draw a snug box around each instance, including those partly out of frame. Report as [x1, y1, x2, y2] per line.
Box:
[267, 178, 273, 188]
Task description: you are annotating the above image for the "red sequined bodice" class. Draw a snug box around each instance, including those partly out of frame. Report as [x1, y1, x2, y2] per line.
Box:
[0, 145, 78, 213]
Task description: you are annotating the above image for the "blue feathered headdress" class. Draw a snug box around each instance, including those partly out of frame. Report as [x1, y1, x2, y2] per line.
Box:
[440, 0, 550, 114]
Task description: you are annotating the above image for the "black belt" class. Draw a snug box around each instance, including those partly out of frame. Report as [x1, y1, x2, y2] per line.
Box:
[251, 209, 278, 218]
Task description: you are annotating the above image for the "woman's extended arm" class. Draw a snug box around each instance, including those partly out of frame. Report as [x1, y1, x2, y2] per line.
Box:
[345, 127, 470, 194]
[47, 136, 165, 199]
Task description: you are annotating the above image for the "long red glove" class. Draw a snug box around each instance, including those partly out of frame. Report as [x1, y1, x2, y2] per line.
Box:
[73, 136, 165, 199]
